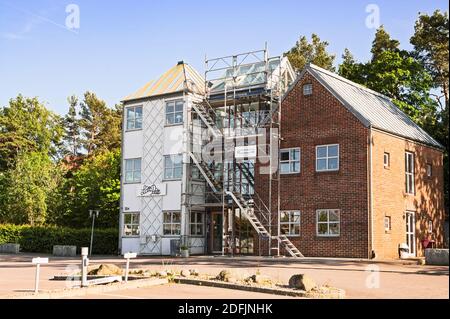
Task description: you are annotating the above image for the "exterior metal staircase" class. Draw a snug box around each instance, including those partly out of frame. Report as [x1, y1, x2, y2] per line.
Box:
[190, 99, 303, 258]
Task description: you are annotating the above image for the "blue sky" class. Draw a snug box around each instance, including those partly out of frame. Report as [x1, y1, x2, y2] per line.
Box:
[0, 0, 448, 115]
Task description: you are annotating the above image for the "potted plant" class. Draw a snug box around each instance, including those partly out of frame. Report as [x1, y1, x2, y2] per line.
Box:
[180, 245, 189, 258]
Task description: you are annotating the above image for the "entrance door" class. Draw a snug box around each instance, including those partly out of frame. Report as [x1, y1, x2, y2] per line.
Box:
[405, 211, 416, 256]
[211, 212, 223, 253]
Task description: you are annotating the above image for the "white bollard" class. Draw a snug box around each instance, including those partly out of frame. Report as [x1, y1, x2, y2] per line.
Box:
[81, 247, 89, 287]
[32, 257, 49, 294]
[123, 252, 137, 282]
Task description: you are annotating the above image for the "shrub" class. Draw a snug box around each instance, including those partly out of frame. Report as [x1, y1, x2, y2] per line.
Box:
[0, 224, 118, 255]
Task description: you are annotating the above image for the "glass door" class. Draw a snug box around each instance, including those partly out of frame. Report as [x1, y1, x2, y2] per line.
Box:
[405, 211, 416, 256]
[211, 212, 223, 253]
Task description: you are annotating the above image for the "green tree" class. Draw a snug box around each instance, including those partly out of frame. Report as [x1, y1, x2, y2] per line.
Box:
[0, 152, 62, 225]
[63, 95, 81, 156]
[79, 92, 122, 156]
[0, 95, 64, 170]
[284, 34, 336, 71]
[370, 25, 400, 61]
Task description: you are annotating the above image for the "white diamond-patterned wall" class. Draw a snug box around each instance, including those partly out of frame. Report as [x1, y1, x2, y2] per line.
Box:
[139, 99, 164, 254]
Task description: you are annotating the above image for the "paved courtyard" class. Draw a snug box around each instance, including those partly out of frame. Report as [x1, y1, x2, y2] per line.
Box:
[0, 253, 448, 299]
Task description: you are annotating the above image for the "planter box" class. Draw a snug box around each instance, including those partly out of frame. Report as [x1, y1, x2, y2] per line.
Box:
[53, 245, 77, 257]
[0, 243, 20, 254]
[425, 248, 449, 266]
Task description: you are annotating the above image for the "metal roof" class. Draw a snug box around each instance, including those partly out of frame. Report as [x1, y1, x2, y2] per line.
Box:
[299, 63, 443, 149]
[123, 62, 205, 102]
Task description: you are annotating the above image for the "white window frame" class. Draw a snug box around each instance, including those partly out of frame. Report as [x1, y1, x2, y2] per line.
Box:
[303, 83, 313, 96]
[190, 212, 205, 236]
[280, 148, 301, 174]
[124, 158, 141, 183]
[125, 105, 143, 131]
[384, 152, 390, 168]
[316, 209, 340, 237]
[163, 211, 181, 236]
[405, 152, 415, 194]
[165, 100, 184, 125]
[426, 163, 432, 177]
[280, 211, 301, 236]
[384, 216, 391, 231]
[164, 154, 183, 180]
[122, 212, 140, 237]
[316, 144, 339, 172]
[428, 220, 433, 233]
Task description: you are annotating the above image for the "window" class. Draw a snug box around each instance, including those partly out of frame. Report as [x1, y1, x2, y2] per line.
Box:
[163, 211, 181, 235]
[316, 209, 340, 236]
[165, 100, 184, 125]
[164, 154, 183, 180]
[280, 211, 301, 236]
[384, 216, 391, 231]
[126, 106, 143, 130]
[303, 83, 313, 96]
[405, 152, 415, 194]
[123, 213, 140, 236]
[316, 144, 339, 172]
[124, 158, 141, 183]
[428, 220, 433, 233]
[190, 212, 204, 236]
[384, 152, 390, 168]
[426, 164, 432, 177]
[280, 148, 300, 174]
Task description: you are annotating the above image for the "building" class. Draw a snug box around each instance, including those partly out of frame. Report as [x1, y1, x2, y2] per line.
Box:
[120, 48, 445, 259]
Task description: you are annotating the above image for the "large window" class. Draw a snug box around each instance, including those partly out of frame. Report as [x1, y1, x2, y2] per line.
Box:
[190, 212, 204, 236]
[316, 144, 339, 172]
[123, 212, 140, 236]
[124, 158, 141, 183]
[164, 154, 183, 180]
[163, 211, 181, 235]
[126, 105, 143, 130]
[280, 148, 300, 174]
[280, 211, 301, 236]
[165, 100, 184, 125]
[405, 152, 415, 194]
[316, 209, 340, 237]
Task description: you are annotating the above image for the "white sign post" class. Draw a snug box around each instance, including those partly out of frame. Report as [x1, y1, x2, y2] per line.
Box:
[123, 252, 137, 282]
[81, 247, 89, 287]
[32, 257, 49, 294]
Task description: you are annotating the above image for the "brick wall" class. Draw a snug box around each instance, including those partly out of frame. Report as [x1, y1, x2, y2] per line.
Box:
[255, 72, 370, 258]
[371, 129, 445, 259]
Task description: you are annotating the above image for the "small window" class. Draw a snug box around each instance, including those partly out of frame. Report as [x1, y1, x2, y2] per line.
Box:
[280, 211, 301, 236]
[280, 148, 300, 174]
[405, 152, 415, 194]
[163, 211, 181, 235]
[317, 209, 340, 237]
[124, 158, 141, 183]
[426, 164, 432, 177]
[126, 106, 143, 130]
[428, 220, 433, 233]
[164, 154, 183, 180]
[190, 212, 204, 236]
[303, 83, 313, 96]
[316, 144, 339, 172]
[384, 152, 390, 168]
[384, 216, 391, 231]
[123, 212, 140, 236]
[166, 100, 184, 125]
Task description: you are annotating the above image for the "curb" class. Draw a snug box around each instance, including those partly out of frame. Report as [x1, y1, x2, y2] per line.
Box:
[174, 277, 345, 299]
[5, 278, 168, 299]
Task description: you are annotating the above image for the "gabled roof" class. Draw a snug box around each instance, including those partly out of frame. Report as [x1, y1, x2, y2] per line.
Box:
[123, 62, 205, 102]
[287, 63, 443, 149]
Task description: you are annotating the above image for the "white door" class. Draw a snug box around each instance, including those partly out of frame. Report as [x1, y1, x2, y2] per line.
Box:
[405, 212, 416, 256]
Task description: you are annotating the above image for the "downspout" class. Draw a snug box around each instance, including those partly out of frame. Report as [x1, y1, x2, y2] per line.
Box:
[181, 63, 189, 248]
[368, 125, 374, 259]
[118, 102, 126, 255]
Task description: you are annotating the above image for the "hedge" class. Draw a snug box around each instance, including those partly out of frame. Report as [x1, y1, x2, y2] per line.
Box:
[0, 224, 118, 255]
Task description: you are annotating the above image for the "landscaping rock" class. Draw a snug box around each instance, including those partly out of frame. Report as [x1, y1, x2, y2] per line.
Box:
[288, 274, 317, 292]
[88, 264, 123, 276]
[425, 249, 449, 266]
[216, 269, 231, 281]
[181, 269, 191, 277]
[189, 269, 199, 276]
[248, 274, 272, 285]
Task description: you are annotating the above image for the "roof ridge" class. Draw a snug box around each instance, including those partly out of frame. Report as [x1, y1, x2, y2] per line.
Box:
[307, 63, 392, 101]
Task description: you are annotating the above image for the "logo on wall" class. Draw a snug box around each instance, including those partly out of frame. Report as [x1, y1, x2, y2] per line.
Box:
[137, 183, 167, 197]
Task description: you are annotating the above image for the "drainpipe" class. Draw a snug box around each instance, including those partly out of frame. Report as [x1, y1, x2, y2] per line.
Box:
[368, 126, 374, 259]
[118, 102, 126, 255]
